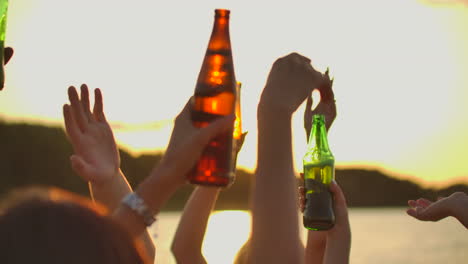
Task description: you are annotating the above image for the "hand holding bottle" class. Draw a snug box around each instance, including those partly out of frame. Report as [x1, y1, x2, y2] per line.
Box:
[407, 192, 468, 229]
[189, 9, 237, 186]
[259, 52, 324, 115]
[299, 177, 351, 264]
[167, 97, 246, 163]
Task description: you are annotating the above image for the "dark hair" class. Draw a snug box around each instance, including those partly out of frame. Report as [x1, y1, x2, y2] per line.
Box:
[0, 186, 150, 264]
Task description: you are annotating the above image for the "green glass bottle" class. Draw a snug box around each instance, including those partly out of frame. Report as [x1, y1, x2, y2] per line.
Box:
[0, 0, 8, 90]
[303, 114, 335, 230]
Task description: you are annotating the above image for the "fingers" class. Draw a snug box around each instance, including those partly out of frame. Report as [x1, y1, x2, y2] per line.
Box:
[406, 197, 449, 222]
[174, 97, 193, 124]
[196, 114, 235, 145]
[305, 94, 313, 112]
[80, 84, 93, 122]
[330, 181, 347, 207]
[164, 114, 235, 177]
[298, 186, 305, 212]
[318, 70, 334, 101]
[408, 200, 418, 207]
[93, 88, 107, 122]
[416, 198, 432, 207]
[235, 131, 248, 154]
[4, 47, 14, 65]
[408, 198, 432, 209]
[68, 86, 88, 132]
[304, 96, 313, 139]
[63, 104, 81, 142]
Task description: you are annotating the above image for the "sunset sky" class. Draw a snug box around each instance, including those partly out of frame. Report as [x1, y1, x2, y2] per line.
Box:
[0, 0, 467, 187]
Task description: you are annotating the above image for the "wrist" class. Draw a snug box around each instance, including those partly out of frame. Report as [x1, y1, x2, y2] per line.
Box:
[450, 193, 468, 228]
[257, 100, 294, 120]
[257, 106, 292, 125]
[90, 168, 125, 191]
[137, 164, 181, 211]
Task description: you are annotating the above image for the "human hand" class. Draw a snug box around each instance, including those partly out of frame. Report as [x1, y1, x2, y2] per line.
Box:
[407, 192, 468, 228]
[158, 111, 236, 187]
[300, 175, 351, 263]
[259, 52, 324, 115]
[4, 47, 13, 65]
[63, 84, 120, 186]
[304, 68, 336, 139]
[0, 47, 14, 91]
[298, 176, 350, 235]
[167, 97, 246, 160]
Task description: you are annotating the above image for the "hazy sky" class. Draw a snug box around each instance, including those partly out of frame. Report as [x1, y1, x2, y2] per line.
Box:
[1, 0, 467, 187]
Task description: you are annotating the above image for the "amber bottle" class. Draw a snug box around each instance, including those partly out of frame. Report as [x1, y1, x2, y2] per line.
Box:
[189, 9, 237, 186]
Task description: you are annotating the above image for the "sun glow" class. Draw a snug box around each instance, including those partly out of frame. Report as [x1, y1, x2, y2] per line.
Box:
[202, 210, 251, 263]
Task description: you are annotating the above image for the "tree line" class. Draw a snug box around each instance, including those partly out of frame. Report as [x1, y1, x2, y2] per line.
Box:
[0, 122, 466, 210]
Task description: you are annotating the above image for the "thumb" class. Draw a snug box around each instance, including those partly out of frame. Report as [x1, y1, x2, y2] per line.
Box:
[70, 155, 96, 183]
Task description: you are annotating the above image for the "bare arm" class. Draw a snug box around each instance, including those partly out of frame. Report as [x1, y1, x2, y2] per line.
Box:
[63, 84, 155, 260]
[169, 97, 247, 264]
[407, 192, 468, 229]
[171, 187, 220, 264]
[322, 182, 351, 264]
[302, 70, 351, 264]
[112, 109, 235, 238]
[298, 184, 327, 264]
[250, 53, 324, 264]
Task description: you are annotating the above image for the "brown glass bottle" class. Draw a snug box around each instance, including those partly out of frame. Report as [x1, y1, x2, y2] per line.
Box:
[189, 9, 237, 187]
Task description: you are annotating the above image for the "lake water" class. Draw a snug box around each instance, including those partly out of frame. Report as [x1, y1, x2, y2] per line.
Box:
[150, 208, 468, 264]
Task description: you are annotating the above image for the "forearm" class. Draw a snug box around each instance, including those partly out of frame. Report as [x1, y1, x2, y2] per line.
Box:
[304, 231, 327, 264]
[323, 241, 350, 264]
[91, 169, 155, 261]
[113, 164, 179, 237]
[89, 169, 132, 210]
[171, 187, 220, 264]
[451, 193, 468, 229]
[250, 108, 303, 264]
[324, 227, 351, 264]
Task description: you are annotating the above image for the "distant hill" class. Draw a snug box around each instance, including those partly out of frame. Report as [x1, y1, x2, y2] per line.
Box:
[0, 122, 467, 210]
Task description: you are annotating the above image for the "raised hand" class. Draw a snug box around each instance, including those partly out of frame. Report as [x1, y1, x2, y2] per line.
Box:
[161, 99, 236, 187]
[63, 84, 120, 186]
[304, 68, 336, 139]
[407, 192, 468, 229]
[259, 52, 324, 115]
[63, 84, 156, 259]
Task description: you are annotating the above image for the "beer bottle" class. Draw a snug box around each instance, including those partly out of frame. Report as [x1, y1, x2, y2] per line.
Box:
[189, 9, 237, 187]
[303, 114, 335, 230]
[0, 0, 8, 90]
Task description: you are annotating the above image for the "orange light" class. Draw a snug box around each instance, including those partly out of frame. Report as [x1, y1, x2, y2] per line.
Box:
[233, 82, 242, 140]
[211, 100, 218, 111]
[212, 54, 223, 65]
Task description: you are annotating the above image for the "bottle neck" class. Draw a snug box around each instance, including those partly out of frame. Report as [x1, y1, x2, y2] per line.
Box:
[208, 10, 231, 51]
[307, 115, 331, 153]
